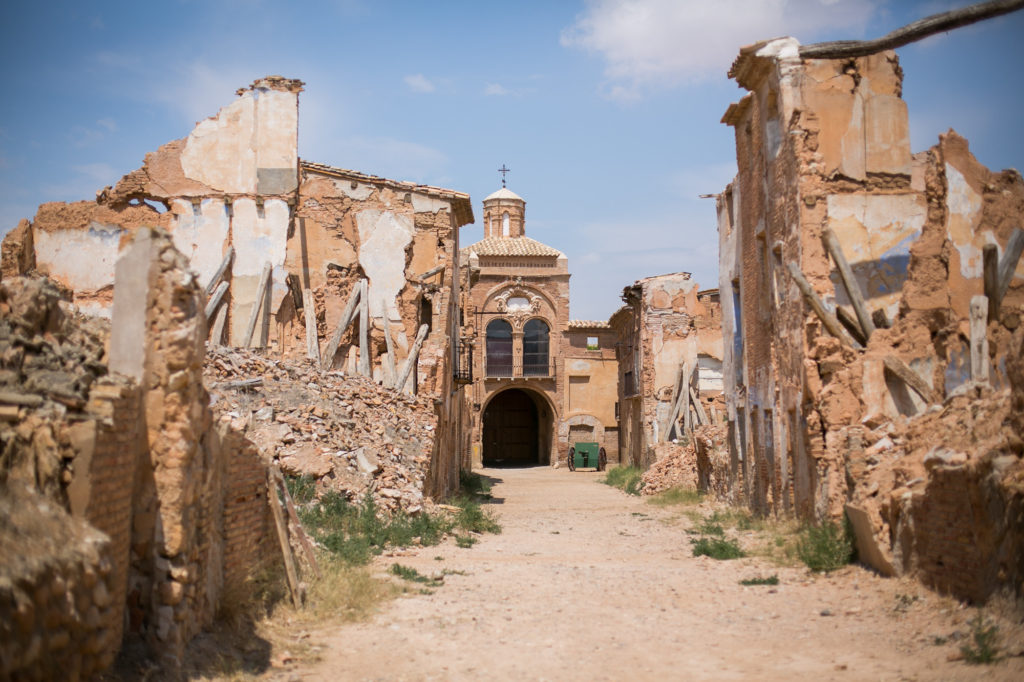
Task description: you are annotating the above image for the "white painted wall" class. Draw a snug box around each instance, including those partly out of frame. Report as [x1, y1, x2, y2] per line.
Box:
[356, 209, 414, 321]
[35, 221, 123, 293]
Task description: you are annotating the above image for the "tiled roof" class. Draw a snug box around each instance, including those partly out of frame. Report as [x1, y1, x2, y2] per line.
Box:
[483, 186, 524, 202]
[462, 237, 563, 258]
[300, 160, 474, 226]
[568, 320, 611, 330]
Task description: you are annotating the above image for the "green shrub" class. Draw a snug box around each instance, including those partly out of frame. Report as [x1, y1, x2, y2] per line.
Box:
[285, 474, 316, 505]
[739, 575, 779, 586]
[458, 469, 493, 498]
[389, 563, 437, 584]
[692, 536, 745, 560]
[455, 535, 478, 549]
[961, 612, 1000, 664]
[450, 495, 501, 534]
[795, 520, 854, 572]
[603, 466, 643, 496]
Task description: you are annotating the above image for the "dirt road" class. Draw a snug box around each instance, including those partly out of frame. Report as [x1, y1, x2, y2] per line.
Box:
[290, 467, 1022, 681]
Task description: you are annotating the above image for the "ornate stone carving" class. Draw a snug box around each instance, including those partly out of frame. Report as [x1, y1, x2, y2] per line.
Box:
[494, 286, 542, 326]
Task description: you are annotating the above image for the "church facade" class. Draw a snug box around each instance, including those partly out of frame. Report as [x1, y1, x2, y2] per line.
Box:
[460, 186, 619, 468]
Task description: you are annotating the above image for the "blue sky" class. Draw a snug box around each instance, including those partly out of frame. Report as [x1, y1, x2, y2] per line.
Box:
[1, 1, 1022, 321]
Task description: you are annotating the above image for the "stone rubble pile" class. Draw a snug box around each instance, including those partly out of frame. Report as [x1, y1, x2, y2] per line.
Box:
[204, 346, 438, 514]
[641, 441, 699, 496]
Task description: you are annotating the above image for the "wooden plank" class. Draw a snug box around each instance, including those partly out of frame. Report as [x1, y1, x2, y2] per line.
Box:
[395, 323, 429, 393]
[996, 228, 1024, 303]
[882, 356, 936, 404]
[321, 280, 362, 370]
[204, 246, 234, 296]
[214, 378, 263, 391]
[286, 273, 304, 311]
[417, 264, 445, 281]
[969, 295, 989, 385]
[358, 280, 371, 377]
[0, 391, 43, 407]
[660, 363, 687, 442]
[302, 288, 320, 363]
[983, 244, 1000, 321]
[243, 262, 272, 348]
[787, 262, 862, 349]
[210, 303, 228, 346]
[381, 299, 397, 389]
[799, 1, 1024, 59]
[204, 281, 229, 321]
[824, 228, 875, 341]
[267, 469, 302, 608]
[259, 276, 271, 348]
[690, 387, 708, 426]
[273, 466, 320, 579]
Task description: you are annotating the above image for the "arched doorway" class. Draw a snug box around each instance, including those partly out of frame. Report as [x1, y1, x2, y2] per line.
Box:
[482, 388, 551, 466]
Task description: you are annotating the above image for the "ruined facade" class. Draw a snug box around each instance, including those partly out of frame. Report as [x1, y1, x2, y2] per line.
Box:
[611, 274, 724, 470]
[717, 39, 1024, 600]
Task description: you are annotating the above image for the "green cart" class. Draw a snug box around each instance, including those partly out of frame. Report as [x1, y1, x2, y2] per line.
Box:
[568, 442, 607, 471]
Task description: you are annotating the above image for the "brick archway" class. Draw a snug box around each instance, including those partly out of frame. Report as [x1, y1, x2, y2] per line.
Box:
[481, 387, 555, 467]
[558, 414, 605, 461]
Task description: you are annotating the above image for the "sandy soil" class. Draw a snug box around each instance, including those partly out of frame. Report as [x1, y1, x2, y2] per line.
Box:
[276, 467, 1024, 681]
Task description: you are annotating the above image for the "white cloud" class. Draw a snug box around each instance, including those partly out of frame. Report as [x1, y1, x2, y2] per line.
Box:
[562, 0, 879, 99]
[404, 73, 436, 93]
[484, 82, 510, 96]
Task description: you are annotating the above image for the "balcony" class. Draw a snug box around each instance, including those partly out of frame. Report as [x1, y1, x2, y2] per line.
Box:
[453, 342, 473, 385]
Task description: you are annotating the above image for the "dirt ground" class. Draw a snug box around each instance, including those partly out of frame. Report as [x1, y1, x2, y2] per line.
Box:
[262, 467, 1024, 681]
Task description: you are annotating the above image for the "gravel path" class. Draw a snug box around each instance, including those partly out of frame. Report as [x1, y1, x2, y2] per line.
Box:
[291, 466, 1023, 681]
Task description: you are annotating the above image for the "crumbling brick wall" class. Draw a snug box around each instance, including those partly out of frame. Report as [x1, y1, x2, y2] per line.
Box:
[718, 38, 1024, 600]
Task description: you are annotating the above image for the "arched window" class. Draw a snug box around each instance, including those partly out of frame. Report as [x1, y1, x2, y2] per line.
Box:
[502, 211, 510, 237]
[523, 319, 549, 376]
[486, 319, 513, 377]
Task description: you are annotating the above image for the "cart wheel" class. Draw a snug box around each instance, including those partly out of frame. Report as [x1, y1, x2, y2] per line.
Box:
[598, 448, 607, 472]
[568, 447, 576, 472]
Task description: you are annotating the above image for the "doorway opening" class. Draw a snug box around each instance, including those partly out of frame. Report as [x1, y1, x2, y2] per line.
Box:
[481, 388, 552, 467]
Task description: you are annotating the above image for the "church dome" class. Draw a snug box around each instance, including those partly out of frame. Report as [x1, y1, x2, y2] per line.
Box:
[483, 186, 524, 202]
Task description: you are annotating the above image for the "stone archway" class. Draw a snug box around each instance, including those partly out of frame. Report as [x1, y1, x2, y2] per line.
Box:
[481, 388, 554, 467]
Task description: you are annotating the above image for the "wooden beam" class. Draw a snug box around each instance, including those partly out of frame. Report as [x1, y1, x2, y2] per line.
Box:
[243, 262, 272, 348]
[823, 228, 875, 341]
[835, 305, 868, 347]
[969, 295, 990, 386]
[882, 356, 936, 404]
[996, 228, 1024, 304]
[381, 299, 397, 388]
[983, 243, 1000, 321]
[303, 288, 320, 363]
[267, 469, 302, 608]
[663, 362, 690, 441]
[417, 264, 445, 282]
[321, 280, 363, 370]
[272, 466, 320, 579]
[395, 323, 429, 393]
[204, 246, 234, 296]
[204, 280, 229, 321]
[358, 280, 371, 377]
[285, 272, 304, 311]
[787, 262, 862, 349]
[799, 1, 1024, 59]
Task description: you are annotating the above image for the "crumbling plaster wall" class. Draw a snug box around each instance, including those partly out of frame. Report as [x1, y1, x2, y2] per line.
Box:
[718, 38, 1024, 598]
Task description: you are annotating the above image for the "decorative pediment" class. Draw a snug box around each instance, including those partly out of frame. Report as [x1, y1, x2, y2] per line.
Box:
[494, 286, 543, 325]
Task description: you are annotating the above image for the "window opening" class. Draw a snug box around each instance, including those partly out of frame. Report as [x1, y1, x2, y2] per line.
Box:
[486, 319, 513, 377]
[523, 318, 549, 376]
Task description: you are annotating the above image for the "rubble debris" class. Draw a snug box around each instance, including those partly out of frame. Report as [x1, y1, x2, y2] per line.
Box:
[204, 345, 438, 515]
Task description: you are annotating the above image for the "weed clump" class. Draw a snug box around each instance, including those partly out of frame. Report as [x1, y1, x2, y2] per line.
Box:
[647, 486, 703, 506]
[603, 466, 643, 496]
[739, 575, 779, 586]
[795, 520, 853, 572]
[692, 536, 745, 560]
[961, 612, 1000, 664]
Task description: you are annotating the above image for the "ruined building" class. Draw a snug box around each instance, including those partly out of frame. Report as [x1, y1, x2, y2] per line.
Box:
[611, 275, 724, 470]
[717, 39, 1024, 600]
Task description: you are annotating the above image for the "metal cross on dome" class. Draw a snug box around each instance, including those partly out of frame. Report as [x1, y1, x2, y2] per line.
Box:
[498, 164, 510, 187]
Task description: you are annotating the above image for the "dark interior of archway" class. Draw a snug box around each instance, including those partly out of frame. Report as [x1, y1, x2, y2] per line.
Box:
[482, 389, 539, 467]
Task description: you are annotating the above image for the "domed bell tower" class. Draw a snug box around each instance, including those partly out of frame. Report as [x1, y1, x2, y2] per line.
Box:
[482, 186, 526, 239]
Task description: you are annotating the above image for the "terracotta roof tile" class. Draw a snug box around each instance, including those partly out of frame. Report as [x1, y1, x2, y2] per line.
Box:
[462, 237, 563, 258]
[568, 320, 611, 329]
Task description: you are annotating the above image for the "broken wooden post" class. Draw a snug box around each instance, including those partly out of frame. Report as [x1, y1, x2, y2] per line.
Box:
[882, 356, 936, 404]
[664, 362, 690, 441]
[204, 280, 229, 321]
[358, 280, 371, 377]
[302, 288, 320, 363]
[417, 264, 445, 282]
[395, 323, 429, 393]
[285, 272, 304, 311]
[824, 228, 875, 341]
[381, 299, 397, 388]
[996, 228, 1024, 307]
[787, 262, 862, 349]
[272, 465, 321, 580]
[321, 280, 363, 370]
[267, 469, 302, 607]
[204, 246, 234, 296]
[210, 304, 228, 346]
[969, 295, 990, 386]
[243, 262, 272, 348]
